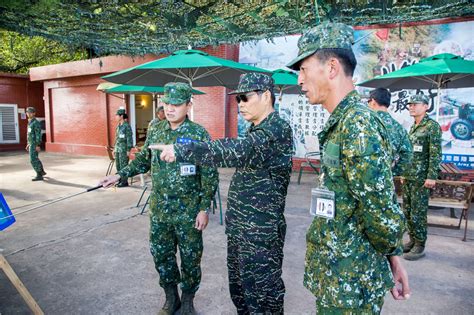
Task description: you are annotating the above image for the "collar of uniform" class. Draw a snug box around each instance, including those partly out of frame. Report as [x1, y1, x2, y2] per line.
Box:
[411, 114, 430, 132]
[164, 116, 191, 132]
[319, 90, 359, 142]
[248, 111, 278, 132]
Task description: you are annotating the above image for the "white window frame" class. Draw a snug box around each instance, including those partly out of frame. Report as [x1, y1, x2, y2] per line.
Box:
[0, 104, 20, 144]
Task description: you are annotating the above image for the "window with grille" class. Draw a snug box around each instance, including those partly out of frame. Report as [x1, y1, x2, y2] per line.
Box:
[0, 104, 19, 144]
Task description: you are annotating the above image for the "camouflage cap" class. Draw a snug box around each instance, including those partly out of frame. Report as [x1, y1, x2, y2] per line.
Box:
[228, 73, 274, 95]
[26, 107, 36, 113]
[408, 94, 429, 105]
[116, 108, 126, 115]
[161, 82, 192, 105]
[157, 105, 164, 112]
[287, 22, 354, 70]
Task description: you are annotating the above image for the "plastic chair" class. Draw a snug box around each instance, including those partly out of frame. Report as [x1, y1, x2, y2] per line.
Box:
[106, 146, 115, 176]
[297, 151, 321, 185]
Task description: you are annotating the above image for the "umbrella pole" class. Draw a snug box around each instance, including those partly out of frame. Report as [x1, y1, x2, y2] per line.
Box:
[436, 87, 441, 122]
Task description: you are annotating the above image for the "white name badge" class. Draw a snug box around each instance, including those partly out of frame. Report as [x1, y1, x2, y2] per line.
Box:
[27, 127, 31, 133]
[310, 188, 335, 219]
[119, 134, 125, 139]
[414, 145, 423, 152]
[180, 164, 196, 176]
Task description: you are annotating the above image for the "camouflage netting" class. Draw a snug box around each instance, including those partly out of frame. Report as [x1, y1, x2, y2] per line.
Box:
[0, 0, 473, 56]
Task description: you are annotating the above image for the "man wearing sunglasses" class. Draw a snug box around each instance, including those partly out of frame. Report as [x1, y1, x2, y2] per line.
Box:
[287, 22, 410, 314]
[151, 73, 293, 314]
[99, 82, 219, 315]
[368, 88, 413, 177]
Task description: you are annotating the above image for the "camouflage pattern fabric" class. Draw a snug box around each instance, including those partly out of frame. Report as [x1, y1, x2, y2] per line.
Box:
[375, 111, 413, 176]
[114, 121, 133, 177]
[316, 297, 384, 315]
[161, 82, 192, 105]
[118, 118, 218, 293]
[404, 115, 442, 181]
[27, 117, 44, 174]
[305, 91, 405, 309]
[402, 180, 429, 246]
[174, 111, 293, 313]
[287, 21, 354, 69]
[408, 94, 429, 105]
[228, 72, 274, 95]
[403, 115, 442, 246]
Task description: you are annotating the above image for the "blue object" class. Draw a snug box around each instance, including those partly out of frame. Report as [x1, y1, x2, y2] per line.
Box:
[176, 137, 199, 144]
[0, 193, 15, 231]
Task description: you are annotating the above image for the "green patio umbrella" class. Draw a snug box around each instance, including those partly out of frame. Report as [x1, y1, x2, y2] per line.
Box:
[359, 53, 474, 90]
[272, 69, 301, 96]
[358, 53, 474, 120]
[102, 49, 270, 88]
[104, 84, 205, 95]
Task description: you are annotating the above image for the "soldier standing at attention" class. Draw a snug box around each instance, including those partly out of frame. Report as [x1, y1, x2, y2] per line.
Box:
[402, 94, 442, 261]
[368, 88, 413, 176]
[26, 107, 46, 181]
[114, 108, 133, 187]
[154, 73, 293, 314]
[99, 83, 218, 315]
[286, 22, 410, 313]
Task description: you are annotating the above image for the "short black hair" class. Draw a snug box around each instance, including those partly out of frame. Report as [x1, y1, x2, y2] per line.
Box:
[369, 88, 391, 107]
[313, 48, 357, 77]
[122, 113, 128, 119]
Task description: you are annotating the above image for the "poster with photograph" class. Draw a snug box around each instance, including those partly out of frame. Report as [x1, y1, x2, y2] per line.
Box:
[239, 19, 474, 168]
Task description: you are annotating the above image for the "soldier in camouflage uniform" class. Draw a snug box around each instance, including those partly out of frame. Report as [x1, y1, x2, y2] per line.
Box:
[100, 82, 218, 315]
[26, 107, 46, 181]
[154, 73, 293, 314]
[368, 88, 413, 176]
[287, 22, 410, 313]
[402, 94, 442, 261]
[114, 108, 133, 187]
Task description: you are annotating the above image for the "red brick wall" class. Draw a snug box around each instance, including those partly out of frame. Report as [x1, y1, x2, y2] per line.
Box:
[0, 73, 44, 151]
[29, 44, 240, 156]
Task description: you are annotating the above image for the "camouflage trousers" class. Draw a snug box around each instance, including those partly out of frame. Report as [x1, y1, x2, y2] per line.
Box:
[227, 225, 286, 315]
[149, 202, 203, 294]
[29, 145, 44, 174]
[402, 180, 429, 246]
[316, 297, 383, 315]
[115, 152, 129, 183]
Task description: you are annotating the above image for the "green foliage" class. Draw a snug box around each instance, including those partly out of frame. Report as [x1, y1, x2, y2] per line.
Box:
[0, 1, 472, 56]
[0, 30, 87, 74]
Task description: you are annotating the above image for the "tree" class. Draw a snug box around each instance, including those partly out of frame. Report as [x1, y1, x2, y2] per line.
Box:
[0, 30, 87, 74]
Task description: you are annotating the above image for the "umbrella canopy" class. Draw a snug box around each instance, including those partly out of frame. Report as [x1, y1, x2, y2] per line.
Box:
[358, 53, 474, 90]
[272, 69, 301, 95]
[103, 84, 205, 95]
[102, 49, 270, 88]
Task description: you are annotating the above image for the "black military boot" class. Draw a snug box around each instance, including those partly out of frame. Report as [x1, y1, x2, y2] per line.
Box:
[180, 292, 196, 315]
[41, 170, 47, 176]
[158, 285, 180, 315]
[116, 179, 129, 187]
[403, 238, 415, 253]
[32, 173, 44, 181]
[403, 243, 425, 261]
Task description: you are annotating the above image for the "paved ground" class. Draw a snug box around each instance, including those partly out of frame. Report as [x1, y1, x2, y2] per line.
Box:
[0, 151, 473, 315]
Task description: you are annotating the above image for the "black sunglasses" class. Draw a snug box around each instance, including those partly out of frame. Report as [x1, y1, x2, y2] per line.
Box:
[235, 90, 262, 103]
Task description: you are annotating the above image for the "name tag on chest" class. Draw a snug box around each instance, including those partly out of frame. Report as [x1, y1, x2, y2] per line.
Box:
[414, 145, 423, 152]
[28, 127, 31, 133]
[119, 134, 125, 139]
[310, 188, 335, 219]
[180, 163, 196, 176]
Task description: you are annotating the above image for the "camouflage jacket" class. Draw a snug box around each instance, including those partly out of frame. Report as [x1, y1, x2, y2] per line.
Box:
[375, 111, 413, 176]
[118, 118, 218, 217]
[114, 122, 133, 153]
[304, 91, 405, 308]
[404, 115, 442, 181]
[174, 112, 293, 241]
[27, 118, 42, 146]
